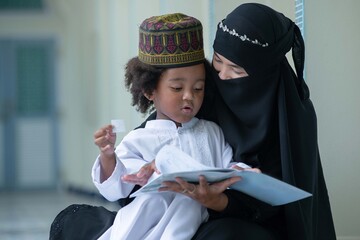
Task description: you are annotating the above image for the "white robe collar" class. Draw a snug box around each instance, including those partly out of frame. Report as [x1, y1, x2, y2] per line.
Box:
[145, 117, 199, 130]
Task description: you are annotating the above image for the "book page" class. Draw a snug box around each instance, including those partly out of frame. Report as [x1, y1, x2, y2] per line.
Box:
[155, 145, 216, 174]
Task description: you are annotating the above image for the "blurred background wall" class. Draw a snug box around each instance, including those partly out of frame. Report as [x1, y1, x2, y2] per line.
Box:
[0, 0, 359, 239]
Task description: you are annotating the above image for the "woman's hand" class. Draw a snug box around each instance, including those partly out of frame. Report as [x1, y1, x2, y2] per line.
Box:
[159, 175, 241, 211]
[122, 160, 160, 186]
[231, 164, 261, 173]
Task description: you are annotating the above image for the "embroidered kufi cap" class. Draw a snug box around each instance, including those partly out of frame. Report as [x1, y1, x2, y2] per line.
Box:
[138, 13, 204, 67]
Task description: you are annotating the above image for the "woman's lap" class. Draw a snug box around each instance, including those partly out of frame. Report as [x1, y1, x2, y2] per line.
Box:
[50, 205, 278, 240]
[192, 218, 277, 240]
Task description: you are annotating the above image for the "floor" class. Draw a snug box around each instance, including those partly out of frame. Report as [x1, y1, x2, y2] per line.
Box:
[0, 190, 120, 240]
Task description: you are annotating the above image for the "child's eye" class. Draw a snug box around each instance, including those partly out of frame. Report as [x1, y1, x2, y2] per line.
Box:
[171, 87, 182, 91]
[194, 87, 203, 91]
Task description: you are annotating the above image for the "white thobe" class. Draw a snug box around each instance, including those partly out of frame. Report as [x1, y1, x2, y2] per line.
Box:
[92, 118, 233, 240]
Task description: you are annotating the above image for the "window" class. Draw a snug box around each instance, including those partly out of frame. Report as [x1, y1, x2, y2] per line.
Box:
[295, 0, 304, 36]
[16, 45, 50, 115]
[0, 0, 43, 10]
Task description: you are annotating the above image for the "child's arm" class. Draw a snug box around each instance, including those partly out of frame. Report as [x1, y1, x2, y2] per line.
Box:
[92, 134, 152, 201]
[93, 124, 117, 182]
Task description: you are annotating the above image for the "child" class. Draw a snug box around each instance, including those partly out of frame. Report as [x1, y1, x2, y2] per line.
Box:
[92, 13, 238, 240]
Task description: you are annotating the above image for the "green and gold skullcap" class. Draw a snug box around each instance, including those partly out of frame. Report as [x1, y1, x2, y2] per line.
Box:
[138, 13, 204, 67]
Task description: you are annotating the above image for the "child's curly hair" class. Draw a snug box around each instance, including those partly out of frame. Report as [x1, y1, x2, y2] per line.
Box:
[125, 57, 166, 114]
[125, 58, 211, 115]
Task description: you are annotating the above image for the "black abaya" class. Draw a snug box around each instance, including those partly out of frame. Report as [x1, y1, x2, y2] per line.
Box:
[207, 3, 336, 240]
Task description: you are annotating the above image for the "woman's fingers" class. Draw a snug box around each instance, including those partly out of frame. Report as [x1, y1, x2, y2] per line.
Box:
[159, 179, 184, 193]
[174, 177, 198, 194]
[158, 176, 242, 211]
[198, 175, 209, 188]
[231, 165, 261, 173]
[216, 176, 242, 189]
[158, 174, 242, 208]
[244, 168, 261, 173]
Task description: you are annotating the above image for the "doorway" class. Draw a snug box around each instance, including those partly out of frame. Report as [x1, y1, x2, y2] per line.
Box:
[0, 39, 58, 190]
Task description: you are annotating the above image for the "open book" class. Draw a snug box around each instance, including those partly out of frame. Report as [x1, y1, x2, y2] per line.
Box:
[130, 146, 312, 206]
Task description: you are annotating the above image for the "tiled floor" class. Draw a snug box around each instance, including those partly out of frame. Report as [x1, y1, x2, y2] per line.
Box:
[0, 190, 120, 240]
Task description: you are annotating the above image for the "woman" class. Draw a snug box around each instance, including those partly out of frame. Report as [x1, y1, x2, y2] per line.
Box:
[133, 3, 336, 240]
[196, 3, 336, 239]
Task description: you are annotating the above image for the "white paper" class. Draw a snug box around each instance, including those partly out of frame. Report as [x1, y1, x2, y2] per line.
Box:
[155, 144, 216, 173]
[111, 119, 125, 133]
[130, 146, 312, 206]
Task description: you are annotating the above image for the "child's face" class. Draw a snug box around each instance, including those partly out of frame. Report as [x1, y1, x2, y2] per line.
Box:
[149, 63, 205, 126]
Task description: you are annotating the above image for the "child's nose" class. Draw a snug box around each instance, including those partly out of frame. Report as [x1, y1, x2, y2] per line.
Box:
[183, 90, 194, 100]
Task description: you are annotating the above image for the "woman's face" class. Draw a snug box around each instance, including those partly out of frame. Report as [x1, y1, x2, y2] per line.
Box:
[212, 52, 249, 80]
[149, 63, 205, 127]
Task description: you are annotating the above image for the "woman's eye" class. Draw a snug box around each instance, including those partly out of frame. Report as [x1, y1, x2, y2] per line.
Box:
[233, 68, 248, 77]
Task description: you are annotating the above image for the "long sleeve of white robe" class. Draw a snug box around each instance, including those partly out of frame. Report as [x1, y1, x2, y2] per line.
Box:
[92, 118, 233, 202]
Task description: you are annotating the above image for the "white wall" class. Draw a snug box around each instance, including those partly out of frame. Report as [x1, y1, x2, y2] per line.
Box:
[80, 0, 294, 189]
[305, 0, 360, 239]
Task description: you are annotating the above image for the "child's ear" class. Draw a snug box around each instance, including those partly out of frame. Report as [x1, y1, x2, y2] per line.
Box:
[144, 92, 154, 101]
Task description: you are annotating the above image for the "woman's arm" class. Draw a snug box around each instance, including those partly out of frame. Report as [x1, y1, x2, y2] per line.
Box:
[208, 189, 281, 223]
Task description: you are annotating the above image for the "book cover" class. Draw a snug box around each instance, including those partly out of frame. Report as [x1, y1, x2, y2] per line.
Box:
[130, 146, 312, 206]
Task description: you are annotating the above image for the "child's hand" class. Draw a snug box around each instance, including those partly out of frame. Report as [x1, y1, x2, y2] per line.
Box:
[122, 160, 160, 186]
[94, 124, 116, 157]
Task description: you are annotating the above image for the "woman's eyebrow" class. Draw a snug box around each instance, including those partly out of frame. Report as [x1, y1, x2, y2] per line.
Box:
[214, 52, 241, 69]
